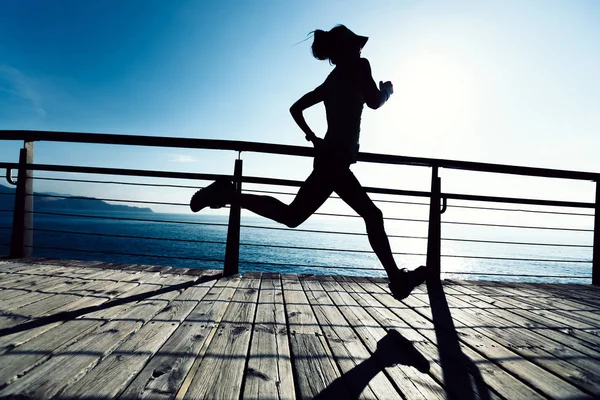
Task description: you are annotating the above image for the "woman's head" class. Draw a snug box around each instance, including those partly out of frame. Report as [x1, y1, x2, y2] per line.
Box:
[311, 25, 368, 65]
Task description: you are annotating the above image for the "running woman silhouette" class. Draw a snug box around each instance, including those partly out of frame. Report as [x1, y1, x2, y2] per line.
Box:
[190, 25, 426, 300]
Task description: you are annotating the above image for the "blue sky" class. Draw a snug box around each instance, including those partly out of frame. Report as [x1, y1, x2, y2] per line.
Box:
[1, 0, 599, 218]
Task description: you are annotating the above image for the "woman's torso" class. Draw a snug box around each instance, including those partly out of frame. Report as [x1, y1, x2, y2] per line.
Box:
[322, 63, 365, 164]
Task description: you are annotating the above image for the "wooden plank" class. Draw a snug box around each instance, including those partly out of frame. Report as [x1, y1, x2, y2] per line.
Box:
[280, 274, 346, 399]
[243, 273, 295, 400]
[433, 284, 600, 397]
[0, 282, 109, 332]
[344, 277, 542, 400]
[460, 308, 600, 397]
[0, 278, 166, 388]
[0, 267, 179, 354]
[343, 277, 493, 400]
[120, 275, 240, 400]
[496, 282, 600, 309]
[0, 268, 178, 355]
[448, 285, 600, 347]
[302, 278, 401, 400]
[368, 280, 593, 399]
[0, 276, 77, 306]
[0, 262, 37, 273]
[322, 277, 444, 400]
[58, 282, 216, 399]
[181, 274, 261, 400]
[0, 278, 185, 399]
[449, 284, 600, 360]
[0, 270, 72, 290]
[540, 283, 600, 306]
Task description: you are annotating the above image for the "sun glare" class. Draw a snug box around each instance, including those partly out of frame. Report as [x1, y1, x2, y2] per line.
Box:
[396, 52, 475, 136]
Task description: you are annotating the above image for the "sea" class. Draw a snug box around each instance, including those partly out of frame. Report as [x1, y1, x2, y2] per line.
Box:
[0, 209, 593, 284]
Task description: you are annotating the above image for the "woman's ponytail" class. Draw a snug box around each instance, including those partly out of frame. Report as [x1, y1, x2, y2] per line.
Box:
[311, 29, 331, 61]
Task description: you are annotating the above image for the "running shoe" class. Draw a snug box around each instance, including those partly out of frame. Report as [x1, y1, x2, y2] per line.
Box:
[388, 266, 427, 300]
[190, 179, 234, 212]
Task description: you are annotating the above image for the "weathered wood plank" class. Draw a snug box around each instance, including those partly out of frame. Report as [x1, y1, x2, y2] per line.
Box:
[0, 268, 179, 354]
[449, 284, 600, 360]
[0, 280, 185, 399]
[182, 274, 261, 400]
[346, 277, 541, 400]
[322, 277, 444, 400]
[120, 275, 240, 400]
[460, 307, 600, 396]
[58, 282, 216, 399]
[369, 280, 594, 399]
[302, 278, 400, 400]
[432, 284, 600, 397]
[0, 278, 167, 388]
[281, 274, 346, 399]
[243, 273, 295, 400]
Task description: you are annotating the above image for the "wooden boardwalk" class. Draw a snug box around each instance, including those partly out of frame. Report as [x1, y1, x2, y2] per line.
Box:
[0, 259, 599, 399]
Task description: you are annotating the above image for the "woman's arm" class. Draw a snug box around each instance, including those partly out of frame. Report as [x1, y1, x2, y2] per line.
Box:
[290, 85, 325, 142]
[357, 58, 393, 109]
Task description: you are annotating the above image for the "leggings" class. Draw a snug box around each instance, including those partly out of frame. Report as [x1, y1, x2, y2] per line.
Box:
[240, 159, 401, 278]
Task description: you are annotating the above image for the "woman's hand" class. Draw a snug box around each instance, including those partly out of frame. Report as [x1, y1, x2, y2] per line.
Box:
[379, 80, 394, 94]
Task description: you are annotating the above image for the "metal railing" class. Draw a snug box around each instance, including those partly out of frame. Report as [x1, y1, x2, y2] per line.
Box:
[1, 130, 598, 284]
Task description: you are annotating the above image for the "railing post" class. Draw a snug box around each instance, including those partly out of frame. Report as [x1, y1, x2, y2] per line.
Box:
[593, 181, 600, 285]
[426, 166, 441, 280]
[224, 157, 243, 276]
[10, 140, 34, 259]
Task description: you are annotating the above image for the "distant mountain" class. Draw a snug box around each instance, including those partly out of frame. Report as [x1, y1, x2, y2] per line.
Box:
[0, 185, 153, 213]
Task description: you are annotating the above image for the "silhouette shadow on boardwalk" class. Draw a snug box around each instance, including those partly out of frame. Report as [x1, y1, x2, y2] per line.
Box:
[427, 279, 491, 400]
[314, 329, 430, 399]
[0, 272, 221, 337]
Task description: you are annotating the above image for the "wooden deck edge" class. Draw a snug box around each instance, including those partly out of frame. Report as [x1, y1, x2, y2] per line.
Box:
[2, 257, 222, 277]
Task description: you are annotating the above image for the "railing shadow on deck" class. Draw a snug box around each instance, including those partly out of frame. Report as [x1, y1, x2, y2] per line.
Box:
[0, 272, 221, 337]
[314, 329, 430, 399]
[427, 280, 491, 400]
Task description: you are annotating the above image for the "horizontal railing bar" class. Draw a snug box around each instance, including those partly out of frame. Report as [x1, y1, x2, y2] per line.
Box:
[444, 203, 594, 216]
[7, 175, 596, 216]
[30, 176, 201, 189]
[0, 162, 226, 182]
[28, 209, 593, 236]
[2, 130, 599, 181]
[30, 193, 188, 208]
[242, 174, 433, 198]
[441, 254, 590, 263]
[442, 237, 592, 248]
[0, 226, 11, 230]
[27, 228, 227, 246]
[246, 187, 594, 215]
[25, 244, 225, 263]
[244, 187, 432, 207]
[23, 227, 594, 251]
[24, 193, 421, 222]
[6, 176, 597, 215]
[443, 271, 592, 278]
[244, 217, 590, 232]
[22, 176, 429, 206]
[238, 260, 384, 271]
[1, 162, 594, 209]
[32, 211, 230, 227]
[442, 220, 593, 232]
[444, 192, 594, 209]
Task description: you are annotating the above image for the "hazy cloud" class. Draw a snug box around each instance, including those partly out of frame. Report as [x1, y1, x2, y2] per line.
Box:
[0, 64, 46, 118]
[170, 154, 197, 163]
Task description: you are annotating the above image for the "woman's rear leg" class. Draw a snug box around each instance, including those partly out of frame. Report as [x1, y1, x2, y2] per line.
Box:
[333, 170, 426, 299]
[240, 169, 333, 228]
